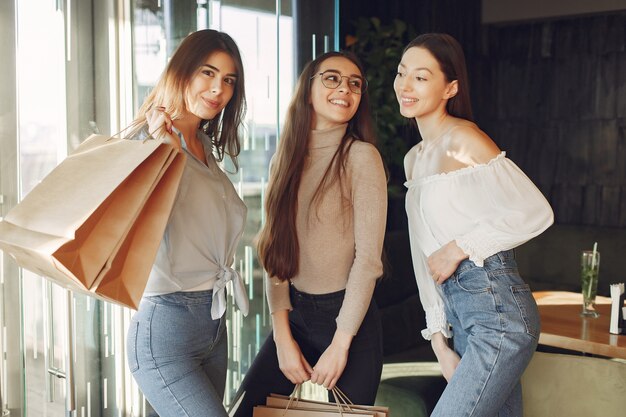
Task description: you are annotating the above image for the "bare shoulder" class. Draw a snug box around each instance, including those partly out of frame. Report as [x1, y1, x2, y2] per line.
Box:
[403, 143, 421, 178]
[447, 121, 501, 165]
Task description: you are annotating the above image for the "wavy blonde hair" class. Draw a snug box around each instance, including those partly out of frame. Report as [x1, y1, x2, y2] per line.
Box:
[126, 29, 246, 169]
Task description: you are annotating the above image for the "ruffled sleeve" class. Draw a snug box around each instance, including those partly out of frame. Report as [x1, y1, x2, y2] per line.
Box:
[453, 154, 554, 266]
[407, 222, 452, 340]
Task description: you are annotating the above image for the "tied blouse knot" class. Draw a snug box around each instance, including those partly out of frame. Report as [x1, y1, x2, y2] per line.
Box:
[141, 126, 249, 319]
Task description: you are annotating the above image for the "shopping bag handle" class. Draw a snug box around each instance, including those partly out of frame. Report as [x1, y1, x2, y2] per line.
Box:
[284, 384, 349, 416]
[105, 121, 167, 144]
[285, 384, 302, 410]
[331, 386, 354, 407]
[281, 384, 357, 416]
[105, 122, 145, 142]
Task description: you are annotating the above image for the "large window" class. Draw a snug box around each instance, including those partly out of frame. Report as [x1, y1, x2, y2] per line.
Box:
[131, 0, 296, 403]
[0, 1, 339, 415]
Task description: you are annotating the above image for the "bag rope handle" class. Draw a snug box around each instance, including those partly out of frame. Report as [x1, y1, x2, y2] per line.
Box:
[331, 386, 355, 411]
[282, 384, 351, 416]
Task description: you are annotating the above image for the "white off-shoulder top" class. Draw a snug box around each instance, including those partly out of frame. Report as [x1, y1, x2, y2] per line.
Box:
[404, 151, 554, 340]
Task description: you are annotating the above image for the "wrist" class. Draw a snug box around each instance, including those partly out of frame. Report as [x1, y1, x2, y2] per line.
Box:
[430, 332, 450, 353]
[331, 329, 353, 351]
[271, 310, 293, 344]
[450, 240, 469, 261]
[273, 329, 296, 347]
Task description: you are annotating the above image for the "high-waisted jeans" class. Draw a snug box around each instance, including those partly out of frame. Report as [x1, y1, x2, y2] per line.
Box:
[231, 285, 383, 417]
[432, 250, 540, 417]
[126, 290, 228, 417]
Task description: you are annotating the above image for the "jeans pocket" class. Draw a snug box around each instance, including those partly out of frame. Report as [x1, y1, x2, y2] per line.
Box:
[127, 321, 140, 372]
[455, 267, 492, 293]
[211, 314, 226, 349]
[511, 284, 540, 339]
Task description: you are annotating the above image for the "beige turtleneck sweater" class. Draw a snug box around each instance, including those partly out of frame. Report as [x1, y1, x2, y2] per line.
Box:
[266, 124, 387, 335]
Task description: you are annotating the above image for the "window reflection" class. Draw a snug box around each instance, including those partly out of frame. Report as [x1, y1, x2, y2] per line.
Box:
[131, 0, 295, 405]
[17, 0, 66, 196]
[17, 1, 69, 415]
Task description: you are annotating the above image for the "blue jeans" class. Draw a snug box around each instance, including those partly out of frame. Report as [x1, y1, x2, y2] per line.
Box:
[230, 286, 383, 417]
[432, 250, 540, 417]
[127, 290, 228, 417]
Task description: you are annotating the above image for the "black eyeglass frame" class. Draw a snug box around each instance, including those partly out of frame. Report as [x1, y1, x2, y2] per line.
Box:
[310, 70, 368, 94]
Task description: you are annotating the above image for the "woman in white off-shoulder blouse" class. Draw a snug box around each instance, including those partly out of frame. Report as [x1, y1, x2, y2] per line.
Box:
[395, 33, 553, 417]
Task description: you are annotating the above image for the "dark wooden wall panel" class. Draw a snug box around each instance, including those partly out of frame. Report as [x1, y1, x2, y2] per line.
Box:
[620, 187, 626, 227]
[617, 55, 626, 117]
[340, 2, 626, 228]
[590, 121, 619, 185]
[477, 13, 626, 227]
[554, 122, 589, 185]
[600, 186, 622, 226]
[593, 54, 618, 119]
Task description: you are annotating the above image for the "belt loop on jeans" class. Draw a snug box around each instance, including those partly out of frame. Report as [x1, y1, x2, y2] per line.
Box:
[496, 250, 514, 265]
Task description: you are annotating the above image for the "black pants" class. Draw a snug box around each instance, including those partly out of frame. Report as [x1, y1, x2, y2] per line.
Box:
[231, 285, 383, 417]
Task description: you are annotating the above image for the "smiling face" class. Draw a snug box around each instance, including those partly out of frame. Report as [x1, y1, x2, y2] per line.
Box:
[393, 46, 458, 120]
[185, 50, 237, 122]
[310, 56, 363, 130]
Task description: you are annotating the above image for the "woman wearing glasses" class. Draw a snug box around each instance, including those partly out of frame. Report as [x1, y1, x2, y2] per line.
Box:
[231, 51, 387, 415]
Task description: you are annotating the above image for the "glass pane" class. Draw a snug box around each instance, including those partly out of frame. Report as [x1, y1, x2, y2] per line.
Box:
[17, 0, 68, 415]
[132, 2, 166, 113]
[17, 0, 67, 197]
[15, 1, 117, 416]
[219, 1, 293, 403]
[129, 0, 338, 408]
[0, 0, 20, 414]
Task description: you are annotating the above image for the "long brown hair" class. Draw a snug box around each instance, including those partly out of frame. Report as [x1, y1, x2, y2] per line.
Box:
[404, 33, 473, 121]
[127, 29, 246, 169]
[258, 51, 376, 281]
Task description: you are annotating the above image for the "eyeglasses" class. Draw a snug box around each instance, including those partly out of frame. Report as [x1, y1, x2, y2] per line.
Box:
[310, 70, 368, 94]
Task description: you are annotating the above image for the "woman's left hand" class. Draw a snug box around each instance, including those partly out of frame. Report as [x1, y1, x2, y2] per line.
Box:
[427, 240, 468, 285]
[310, 330, 353, 390]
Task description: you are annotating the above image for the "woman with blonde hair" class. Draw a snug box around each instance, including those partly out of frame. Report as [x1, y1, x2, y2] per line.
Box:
[125, 29, 248, 417]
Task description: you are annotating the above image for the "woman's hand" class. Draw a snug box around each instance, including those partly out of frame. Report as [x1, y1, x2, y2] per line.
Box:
[145, 106, 178, 145]
[275, 337, 314, 384]
[427, 240, 468, 285]
[431, 332, 461, 382]
[310, 329, 353, 390]
[146, 106, 173, 135]
[272, 310, 313, 384]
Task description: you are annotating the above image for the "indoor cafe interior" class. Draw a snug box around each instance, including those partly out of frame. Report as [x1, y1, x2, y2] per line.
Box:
[0, 1, 625, 416]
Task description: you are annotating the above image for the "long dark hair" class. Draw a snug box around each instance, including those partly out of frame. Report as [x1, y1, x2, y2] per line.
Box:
[404, 33, 473, 121]
[257, 51, 376, 281]
[128, 29, 246, 169]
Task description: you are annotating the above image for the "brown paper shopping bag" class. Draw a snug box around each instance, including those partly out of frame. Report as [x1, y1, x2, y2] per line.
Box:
[265, 396, 388, 417]
[0, 134, 186, 309]
[253, 407, 377, 417]
[252, 386, 388, 417]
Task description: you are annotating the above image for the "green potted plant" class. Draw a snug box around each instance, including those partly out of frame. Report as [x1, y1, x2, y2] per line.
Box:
[347, 17, 417, 228]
